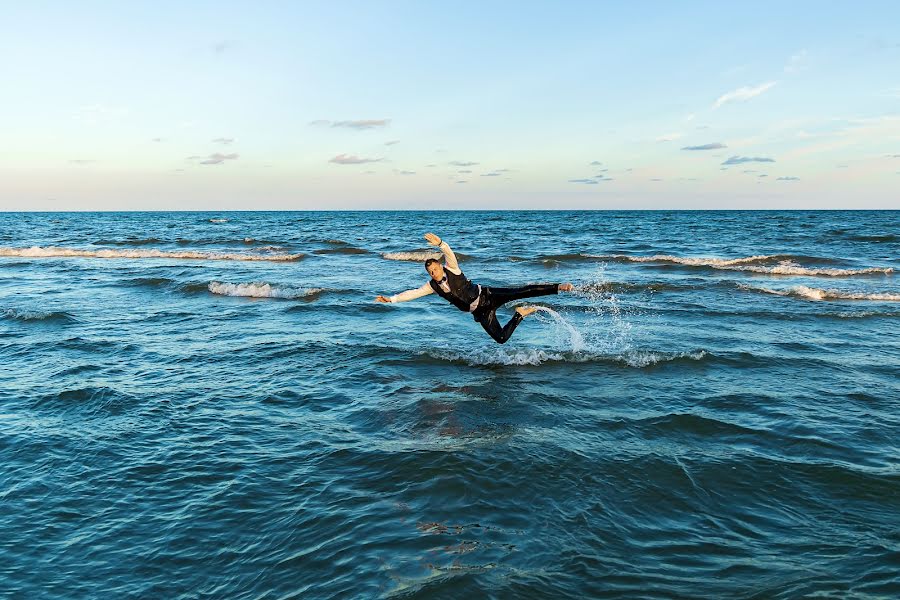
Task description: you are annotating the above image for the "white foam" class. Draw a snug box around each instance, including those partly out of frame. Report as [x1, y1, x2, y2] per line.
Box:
[591, 254, 893, 277]
[743, 284, 900, 302]
[532, 306, 586, 352]
[207, 282, 323, 299]
[0, 246, 304, 262]
[2, 308, 67, 321]
[209, 218, 229, 223]
[382, 251, 442, 262]
[424, 346, 708, 367]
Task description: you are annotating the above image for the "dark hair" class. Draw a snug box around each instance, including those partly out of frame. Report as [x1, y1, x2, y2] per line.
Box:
[424, 258, 440, 268]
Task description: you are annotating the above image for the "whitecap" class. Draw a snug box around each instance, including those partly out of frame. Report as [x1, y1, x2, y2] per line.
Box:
[207, 281, 323, 299]
[382, 251, 442, 262]
[0, 246, 304, 262]
[741, 284, 900, 302]
[589, 254, 893, 277]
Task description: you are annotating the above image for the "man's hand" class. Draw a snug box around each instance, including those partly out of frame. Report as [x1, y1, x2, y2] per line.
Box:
[374, 295, 392, 303]
[423, 232, 442, 246]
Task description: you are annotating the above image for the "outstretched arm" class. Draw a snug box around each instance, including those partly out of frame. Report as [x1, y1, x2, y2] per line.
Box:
[424, 232, 460, 274]
[375, 282, 434, 303]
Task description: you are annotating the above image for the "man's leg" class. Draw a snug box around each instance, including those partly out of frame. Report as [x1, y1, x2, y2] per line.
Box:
[476, 308, 523, 344]
[487, 283, 560, 307]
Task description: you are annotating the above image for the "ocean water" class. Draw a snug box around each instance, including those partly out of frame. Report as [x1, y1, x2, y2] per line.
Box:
[1, 210, 898, 599]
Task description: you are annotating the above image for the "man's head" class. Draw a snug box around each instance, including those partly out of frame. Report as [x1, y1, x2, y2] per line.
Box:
[425, 257, 444, 281]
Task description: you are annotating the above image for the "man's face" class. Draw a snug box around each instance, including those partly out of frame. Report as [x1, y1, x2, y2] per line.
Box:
[426, 262, 445, 281]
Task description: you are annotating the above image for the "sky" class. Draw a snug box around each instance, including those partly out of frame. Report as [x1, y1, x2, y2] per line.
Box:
[1, 1, 898, 210]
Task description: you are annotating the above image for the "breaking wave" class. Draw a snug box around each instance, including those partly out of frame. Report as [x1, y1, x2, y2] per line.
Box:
[207, 282, 324, 299]
[741, 284, 900, 302]
[422, 346, 710, 367]
[0, 246, 304, 262]
[2, 308, 76, 323]
[382, 250, 475, 262]
[589, 254, 893, 277]
[314, 246, 370, 255]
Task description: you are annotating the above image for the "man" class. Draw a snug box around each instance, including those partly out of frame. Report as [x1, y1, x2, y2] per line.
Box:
[375, 233, 573, 344]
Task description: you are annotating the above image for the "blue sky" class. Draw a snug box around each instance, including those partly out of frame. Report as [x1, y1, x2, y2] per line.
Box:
[1, 1, 898, 209]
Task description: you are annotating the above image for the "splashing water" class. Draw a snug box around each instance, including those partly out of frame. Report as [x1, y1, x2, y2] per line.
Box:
[525, 264, 636, 357]
[572, 264, 635, 354]
[532, 306, 586, 352]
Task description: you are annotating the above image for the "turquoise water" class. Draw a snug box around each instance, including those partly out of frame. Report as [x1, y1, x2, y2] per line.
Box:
[1, 211, 898, 598]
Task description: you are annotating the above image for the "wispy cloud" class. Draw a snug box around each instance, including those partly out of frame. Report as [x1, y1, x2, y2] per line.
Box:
[395, 170, 415, 175]
[682, 142, 727, 151]
[384, 140, 400, 146]
[589, 160, 603, 165]
[713, 81, 776, 109]
[569, 174, 612, 184]
[197, 152, 239, 165]
[449, 160, 479, 167]
[722, 155, 775, 166]
[212, 137, 234, 145]
[481, 172, 501, 177]
[151, 137, 164, 142]
[777, 176, 800, 181]
[312, 119, 391, 130]
[329, 154, 383, 164]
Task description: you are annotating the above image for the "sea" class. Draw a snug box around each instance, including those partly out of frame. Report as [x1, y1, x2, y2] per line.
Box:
[1, 210, 898, 599]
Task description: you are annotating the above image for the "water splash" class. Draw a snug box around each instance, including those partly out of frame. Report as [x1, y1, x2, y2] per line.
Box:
[532, 306, 586, 352]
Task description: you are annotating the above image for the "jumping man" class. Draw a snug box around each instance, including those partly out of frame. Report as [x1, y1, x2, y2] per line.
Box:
[375, 233, 573, 344]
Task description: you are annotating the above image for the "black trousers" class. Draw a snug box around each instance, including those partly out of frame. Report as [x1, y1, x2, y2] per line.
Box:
[472, 283, 560, 344]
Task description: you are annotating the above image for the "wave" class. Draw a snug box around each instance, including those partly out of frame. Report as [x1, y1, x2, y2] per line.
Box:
[422, 347, 709, 367]
[92, 238, 164, 246]
[207, 281, 324, 299]
[208, 218, 229, 223]
[2, 308, 76, 323]
[382, 250, 443, 262]
[589, 254, 893, 277]
[174, 238, 288, 247]
[741, 284, 900, 302]
[0, 246, 304, 262]
[382, 250, 475, 262]
[846, 234, 899, 243]
[313, 246, 370, 255]
[511, 253, 604, 264]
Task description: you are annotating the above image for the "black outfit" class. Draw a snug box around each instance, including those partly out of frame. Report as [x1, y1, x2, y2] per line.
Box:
[472, 284, 560, 344]
[428, 268, 482, 311]
[431, 268, 560, 344]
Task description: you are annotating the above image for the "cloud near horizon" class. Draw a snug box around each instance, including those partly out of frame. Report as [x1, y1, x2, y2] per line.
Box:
[722, 155, 775, 166]
[713, 81, 777, 109]
[312, 119, 391, 130]
[329, 154, 383, 164]
[449, 160, 479, 167]
[212, 137, 234, 144]
[682, 143, 727, 151]
[199, 152, 239, 165]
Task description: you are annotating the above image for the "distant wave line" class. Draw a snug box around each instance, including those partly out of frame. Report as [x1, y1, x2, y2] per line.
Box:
[741, 284, 900, 302]
[587, 254, 893, 277]
[0, 246, 305, 262]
